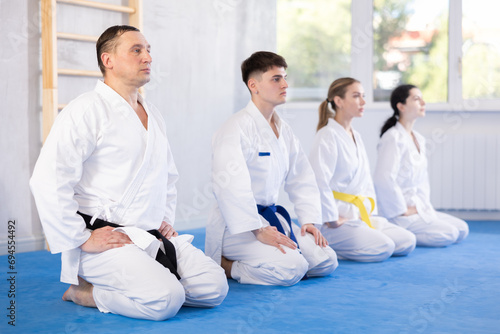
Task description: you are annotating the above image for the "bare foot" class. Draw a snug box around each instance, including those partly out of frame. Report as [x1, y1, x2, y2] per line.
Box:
[220, 256, 234, 279]
[62, 276, 97, 308]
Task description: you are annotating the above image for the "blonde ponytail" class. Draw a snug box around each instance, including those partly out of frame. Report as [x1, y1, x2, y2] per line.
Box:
[317, 77, 360, 132]
[317, 100, 335, 131]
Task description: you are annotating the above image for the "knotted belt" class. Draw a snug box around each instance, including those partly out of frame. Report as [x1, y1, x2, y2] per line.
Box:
[256, 205, 298, 244]
[256, 204, 308, 280]
[77, 212, 181, 280]
[332, 191, 375, 229]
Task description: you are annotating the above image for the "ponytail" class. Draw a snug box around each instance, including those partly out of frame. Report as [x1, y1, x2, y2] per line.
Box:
[317, 99, 335, 131]
[317, 77, 360, 132]
[380, 115, 398, 137]
[380, 84, 417, 137]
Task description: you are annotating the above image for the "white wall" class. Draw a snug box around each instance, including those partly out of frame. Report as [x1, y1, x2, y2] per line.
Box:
[282, 102, 500, 220]
[143, 0, 277, 229]
[0, 0, 45, 253]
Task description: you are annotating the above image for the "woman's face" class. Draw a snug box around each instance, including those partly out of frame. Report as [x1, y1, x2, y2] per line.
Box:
[401, 88, 426, 120]
[336, 82, 366, 118]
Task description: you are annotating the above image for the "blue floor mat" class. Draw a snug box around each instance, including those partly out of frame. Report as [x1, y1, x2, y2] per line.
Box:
[1, 221, 499, 333]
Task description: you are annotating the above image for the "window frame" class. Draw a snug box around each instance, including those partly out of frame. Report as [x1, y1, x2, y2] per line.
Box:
[283, 0, 500, 112]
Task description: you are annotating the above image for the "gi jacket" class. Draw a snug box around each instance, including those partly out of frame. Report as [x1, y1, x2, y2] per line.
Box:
[309, 119, 377, 223]
[374, 122, 436, 222]
[205, 100, 322, 264]
[30, 81, 181, 284]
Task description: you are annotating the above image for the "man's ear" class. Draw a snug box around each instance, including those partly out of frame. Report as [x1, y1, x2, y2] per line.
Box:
[248, 77, 258, 95]
[101, 52, 113, 71]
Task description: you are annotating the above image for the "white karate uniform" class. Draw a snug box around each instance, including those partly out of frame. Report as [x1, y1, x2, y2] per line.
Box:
[374, 122, 468, 246]
[309, 119, 416, 262]
[30, 80, 228, 320]
[205, 100, 338, 286]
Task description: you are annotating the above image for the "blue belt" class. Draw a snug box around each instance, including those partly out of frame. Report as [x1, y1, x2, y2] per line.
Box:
[256, 204, 298, 244]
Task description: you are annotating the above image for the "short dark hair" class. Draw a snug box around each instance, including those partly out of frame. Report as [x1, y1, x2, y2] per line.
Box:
[241, 51, 288, 86]
[96, 25, 140, 75]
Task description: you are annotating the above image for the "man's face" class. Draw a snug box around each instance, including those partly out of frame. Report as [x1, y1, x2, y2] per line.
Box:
[106, 31, 152, 88]
[252, 66, 288, 108]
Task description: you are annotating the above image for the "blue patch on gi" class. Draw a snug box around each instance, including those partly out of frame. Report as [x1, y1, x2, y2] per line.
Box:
[259, 152, 271, 156]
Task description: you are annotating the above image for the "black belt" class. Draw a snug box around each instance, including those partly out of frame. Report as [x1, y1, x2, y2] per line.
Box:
[77, 212, 180, 280]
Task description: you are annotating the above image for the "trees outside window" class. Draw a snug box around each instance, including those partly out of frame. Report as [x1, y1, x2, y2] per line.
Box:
[278, 0, 500, 109]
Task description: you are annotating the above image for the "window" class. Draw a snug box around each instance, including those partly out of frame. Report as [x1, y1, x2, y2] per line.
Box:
[277, 0, 500, 110]
[462, 0, 500, 100]
[277, 0, 352, 101]
[373, 0, 449, 103]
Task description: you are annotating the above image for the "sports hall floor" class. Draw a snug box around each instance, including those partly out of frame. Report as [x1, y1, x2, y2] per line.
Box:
[1, 220, 499, 333]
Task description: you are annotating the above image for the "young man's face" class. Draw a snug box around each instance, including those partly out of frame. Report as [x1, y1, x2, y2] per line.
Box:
[251, 66, 288, 108]
[105, 31, 152, 88]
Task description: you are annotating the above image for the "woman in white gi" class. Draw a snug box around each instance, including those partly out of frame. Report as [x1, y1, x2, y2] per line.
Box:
[205, 51, 338, 286]
[374, 84, 468, 246]
[309, 77, 416, 262]
[30, 26, 228, 321]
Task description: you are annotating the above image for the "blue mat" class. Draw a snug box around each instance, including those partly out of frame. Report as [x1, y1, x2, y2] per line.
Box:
[1, 221, 499, 333]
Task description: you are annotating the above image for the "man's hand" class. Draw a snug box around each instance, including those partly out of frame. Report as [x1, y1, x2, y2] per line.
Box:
[80, 226, 132, 253]
[158, 221, 178, 239]
[301, 223, 328, 247]
[326, 216, 347, 228]
[252, 226, 297, 254]
[403, 206, 418, 216]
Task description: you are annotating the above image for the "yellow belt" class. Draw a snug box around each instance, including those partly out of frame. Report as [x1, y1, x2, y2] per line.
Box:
[332, 191, 375, 229]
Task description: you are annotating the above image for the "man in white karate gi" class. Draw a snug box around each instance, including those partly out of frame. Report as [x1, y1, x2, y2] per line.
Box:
[30, 25, 228, 321]
[205, 51, 338, 286]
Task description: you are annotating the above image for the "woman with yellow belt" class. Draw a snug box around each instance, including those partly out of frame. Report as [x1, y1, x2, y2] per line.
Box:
[309, 78, 416, 262]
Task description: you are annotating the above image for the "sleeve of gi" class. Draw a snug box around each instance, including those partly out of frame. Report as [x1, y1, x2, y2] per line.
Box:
[308, 129, 340, 223]
[163, 141, 179, 226]
[283, 127, 323, 226]
[29, 101, 97, 254]
[414, 133, 433, 209]
[211, 119, 262, 235]
[373, 131, 408, 219]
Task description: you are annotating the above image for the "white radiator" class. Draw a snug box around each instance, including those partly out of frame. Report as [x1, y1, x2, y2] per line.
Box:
[427, 133, 500, 210]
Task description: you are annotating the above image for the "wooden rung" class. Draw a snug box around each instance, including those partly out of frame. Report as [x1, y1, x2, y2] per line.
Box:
[57, 32, 98, 42]
[57, 0, 135, 13]
[58, 104, 67, 110]
[58, 68, 102, 77]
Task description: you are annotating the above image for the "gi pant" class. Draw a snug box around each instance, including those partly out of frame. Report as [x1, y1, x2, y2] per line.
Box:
[320, 216, 416, 262]
[79, 235, 228, 321]
[222, 214, 338, 286]
[391, 211, 469, 247]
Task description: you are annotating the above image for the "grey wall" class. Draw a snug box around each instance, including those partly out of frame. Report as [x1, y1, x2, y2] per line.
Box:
[0, 0, 276, 254]
[143, 0, 277, 229]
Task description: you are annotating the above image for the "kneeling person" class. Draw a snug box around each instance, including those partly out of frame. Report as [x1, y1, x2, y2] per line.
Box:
[205, 51, 338, 285]
[30, 25, 228, 321]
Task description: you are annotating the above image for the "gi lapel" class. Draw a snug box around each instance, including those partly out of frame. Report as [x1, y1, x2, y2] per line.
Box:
[113, 98, 155, 223]
[331, 120, 364, 192]
[247, 102, 288, 177]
